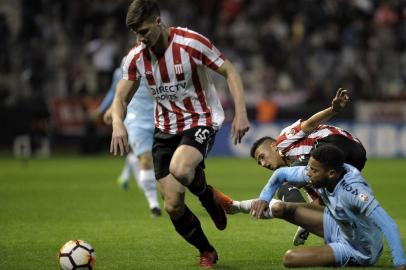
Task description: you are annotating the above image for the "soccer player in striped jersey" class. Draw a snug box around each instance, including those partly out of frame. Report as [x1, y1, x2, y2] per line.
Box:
[110, 0, 250, 268]
[250, 145, 406, 269]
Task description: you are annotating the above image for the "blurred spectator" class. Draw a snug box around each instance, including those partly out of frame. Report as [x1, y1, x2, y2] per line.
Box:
[0, 0, 405, 120]
[85, 20, 119, 94]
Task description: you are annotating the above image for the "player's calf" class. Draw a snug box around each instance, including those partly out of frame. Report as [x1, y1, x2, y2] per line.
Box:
[200, 186, 227, 230]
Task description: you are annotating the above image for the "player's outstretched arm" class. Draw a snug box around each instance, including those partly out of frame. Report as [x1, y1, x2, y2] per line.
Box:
[110, 79, 138, 156]
[216, 60, 250, 145]
[369, 206, 406, 268]
[301, 88, 350, 133]
[252, 166, 308, 218]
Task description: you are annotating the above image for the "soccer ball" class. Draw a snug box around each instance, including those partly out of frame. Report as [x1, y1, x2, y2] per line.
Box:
[58, 240, 96, 270]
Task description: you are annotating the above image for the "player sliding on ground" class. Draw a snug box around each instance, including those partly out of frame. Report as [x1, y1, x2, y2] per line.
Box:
[218, 88, 368, 246]
[248, 145, 406, 268]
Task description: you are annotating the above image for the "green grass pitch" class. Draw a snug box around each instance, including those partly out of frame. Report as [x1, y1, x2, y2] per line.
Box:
[0, 156, 405, 269]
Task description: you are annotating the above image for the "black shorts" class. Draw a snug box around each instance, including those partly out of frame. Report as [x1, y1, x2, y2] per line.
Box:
[315, 135, 367, 171]
[152, 126, 216, 180]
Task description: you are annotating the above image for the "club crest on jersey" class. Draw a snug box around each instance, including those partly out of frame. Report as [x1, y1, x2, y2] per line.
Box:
[358, 193, 369, 202]
[286, 128, 296, 138]
[174, 64, 183, 75]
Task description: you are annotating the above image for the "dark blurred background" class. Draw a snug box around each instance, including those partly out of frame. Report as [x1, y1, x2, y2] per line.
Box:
[0, 0, 405, 155]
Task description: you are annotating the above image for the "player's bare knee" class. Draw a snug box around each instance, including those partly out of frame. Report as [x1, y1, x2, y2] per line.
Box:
[139, 153, 153, 170]
[271, 201, 286, 218]
[169, 163, 193, 184]
[164, 200, 183, 217]
[282, 249, 299, 268]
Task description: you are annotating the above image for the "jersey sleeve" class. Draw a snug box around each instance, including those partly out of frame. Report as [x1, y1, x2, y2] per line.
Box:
[188, 30, 225, 70]
[122, 49, 140, 81]
[275, 119, 307, 151]
[341, 182, 379, 216]
[369, 206, 406, 267]
[259, 166, 309, 202]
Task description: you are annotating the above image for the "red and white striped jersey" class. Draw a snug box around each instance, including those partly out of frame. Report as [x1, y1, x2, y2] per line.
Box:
[275, 119, 361, 159]
[122, 27, 225, 134]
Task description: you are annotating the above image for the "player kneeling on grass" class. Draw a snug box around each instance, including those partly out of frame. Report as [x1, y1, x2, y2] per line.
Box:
[247, 145, 405, 268]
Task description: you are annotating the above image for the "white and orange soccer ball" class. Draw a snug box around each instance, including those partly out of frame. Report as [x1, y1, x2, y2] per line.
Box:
[58, 240, 96, 270]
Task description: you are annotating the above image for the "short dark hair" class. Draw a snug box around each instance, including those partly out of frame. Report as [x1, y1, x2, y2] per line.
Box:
[250, 136, 276, 158]
[310, 145, 344, 170]
[126, 0, 160, 30]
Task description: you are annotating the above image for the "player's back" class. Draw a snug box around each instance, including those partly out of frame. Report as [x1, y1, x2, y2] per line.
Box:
[277, 119, 361, 160]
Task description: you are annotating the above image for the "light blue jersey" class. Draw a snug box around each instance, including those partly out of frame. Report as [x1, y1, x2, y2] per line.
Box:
[124, 79, 155, 156]
[317, 165, 382, 264]
[124, 78, 154, 130]
[259, 165, 406, 267]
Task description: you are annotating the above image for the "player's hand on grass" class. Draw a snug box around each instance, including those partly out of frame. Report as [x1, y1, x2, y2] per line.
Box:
[331, 88, 350, 112]
[250, 199, 269, 219]
[231, 113, 250, 145]
[110, 121, 130, 156]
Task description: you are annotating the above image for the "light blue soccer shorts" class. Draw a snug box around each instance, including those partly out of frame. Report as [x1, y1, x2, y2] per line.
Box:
[126, 125, 154, 157]
[323, 209, 381, 266]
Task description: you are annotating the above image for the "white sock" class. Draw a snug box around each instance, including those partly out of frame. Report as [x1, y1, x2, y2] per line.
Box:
[232, 198, 281, 219]
[127, 153, 140, 181]
[138, 169, 160, 209]
[119, 156, 132, 182]
[232, 199, 255, 213]
[263, 199, 281, 219]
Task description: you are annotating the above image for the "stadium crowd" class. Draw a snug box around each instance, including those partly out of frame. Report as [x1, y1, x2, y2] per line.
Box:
[0, 0, 405, 118]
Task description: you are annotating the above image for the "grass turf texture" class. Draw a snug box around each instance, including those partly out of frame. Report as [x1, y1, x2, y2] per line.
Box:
[0, 156, 405, 269]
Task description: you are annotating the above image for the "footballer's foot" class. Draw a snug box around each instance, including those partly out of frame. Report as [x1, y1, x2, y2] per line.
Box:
[210, 186, 238, 214]
[293, 227, 309, 246]
[150, 207, 162, 218]
[199, 250, 218, 269]
[117, 176, 129, 190]
[200, 186, 227, 230]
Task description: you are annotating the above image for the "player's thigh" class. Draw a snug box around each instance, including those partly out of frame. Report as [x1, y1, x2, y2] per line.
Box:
[152, 130, 180, 180]
[283, 245, 335, 267]
[169, 126, 216, 174]
[283, 203, 325, 237]
[170, 144, 203, 175]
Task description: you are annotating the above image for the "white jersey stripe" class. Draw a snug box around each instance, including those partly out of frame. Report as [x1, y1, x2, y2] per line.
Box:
[276, 119, 362, 158]
[123, 27, 225, 134]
